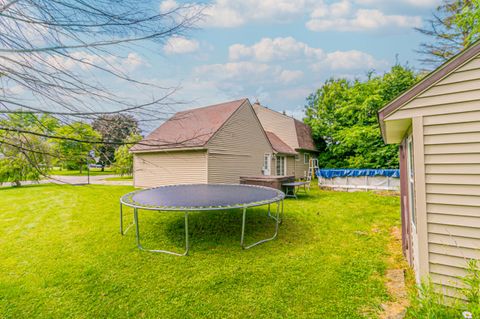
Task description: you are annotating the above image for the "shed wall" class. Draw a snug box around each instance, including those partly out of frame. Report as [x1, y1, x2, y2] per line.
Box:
[133, 150, 207, 188]
[388, 56, 480, 295]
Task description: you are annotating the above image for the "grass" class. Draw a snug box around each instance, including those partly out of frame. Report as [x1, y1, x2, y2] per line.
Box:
[104, 176, 133, 181]
[48, 167, 114, 176]
[0, 184, 400, 318]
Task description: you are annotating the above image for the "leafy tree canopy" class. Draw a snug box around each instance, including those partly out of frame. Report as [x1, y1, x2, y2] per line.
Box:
[0, 114, 57, 186]
[52, 122, 101, 172]
[113, 134, 143, 176]
[92, 114, 140, 169]
[417, 0, 480, 66]
[304, 65, 420, 169]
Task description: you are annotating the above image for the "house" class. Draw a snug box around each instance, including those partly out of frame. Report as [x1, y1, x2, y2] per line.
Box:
[253, 102, 318, 179]
[131, 98, 317, 188]
[378, 40, 480, 297]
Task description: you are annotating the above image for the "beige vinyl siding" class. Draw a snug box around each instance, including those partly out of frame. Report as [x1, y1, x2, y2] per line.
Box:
[253, 105, 299, 149]
[207, 102, 272, 184]
[133, 150, 207, 188]
[294, 151, 311, 179]
[423, 109, 480, 293]
[387, 57, 480, 121]
[270, 155, 296, 176]
[385, 56, 480, 295]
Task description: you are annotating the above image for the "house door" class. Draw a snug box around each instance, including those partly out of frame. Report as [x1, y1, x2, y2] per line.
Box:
[263, 153, 271, 175]
[276, 155, 286, 176]
[406, 135, 420, 282]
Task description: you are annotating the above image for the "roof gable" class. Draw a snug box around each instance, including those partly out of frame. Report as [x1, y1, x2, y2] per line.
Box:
[265, 131, 296, 155]
[131, 99, 247, 152]
[253, 103, 317, 151]
[293, 119, 317, 151]
[379, 40, 480, 122]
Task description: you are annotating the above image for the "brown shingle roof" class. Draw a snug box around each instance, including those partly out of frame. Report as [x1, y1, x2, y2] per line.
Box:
[265, 131, 297, 155]
[294, 119, 317, 151]
[131, 99, 247, 152]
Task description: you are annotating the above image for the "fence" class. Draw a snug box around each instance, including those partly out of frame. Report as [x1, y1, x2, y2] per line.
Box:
[316, 169, 400, 192]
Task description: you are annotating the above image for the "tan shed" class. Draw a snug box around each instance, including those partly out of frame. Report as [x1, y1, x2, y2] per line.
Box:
[378, 40, 480, 298]
[131, 98, 317, 188]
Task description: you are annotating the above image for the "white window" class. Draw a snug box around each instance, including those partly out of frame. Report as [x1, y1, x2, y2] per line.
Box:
[263, 154, 271, 175]
[276, 155, 286, 176]
[304, 153, 310, 165]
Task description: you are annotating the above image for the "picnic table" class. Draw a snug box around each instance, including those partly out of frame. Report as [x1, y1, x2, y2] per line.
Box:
[282, 181, 309, 199]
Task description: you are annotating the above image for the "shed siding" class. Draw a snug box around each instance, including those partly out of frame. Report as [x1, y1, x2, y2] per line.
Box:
[253, 105, 299, 149]
[423, 110, 480, 291]
[133, 150, 207, 187]
[207, 102, 272, 184]
[385, 56, 480, 295]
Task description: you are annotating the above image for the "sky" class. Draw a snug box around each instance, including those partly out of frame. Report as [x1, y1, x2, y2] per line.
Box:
[7, 0, 444, 131]
[125, 0, 442, 122]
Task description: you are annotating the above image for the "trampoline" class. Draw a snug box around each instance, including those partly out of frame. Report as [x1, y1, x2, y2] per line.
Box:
[119, 184, 285, 256]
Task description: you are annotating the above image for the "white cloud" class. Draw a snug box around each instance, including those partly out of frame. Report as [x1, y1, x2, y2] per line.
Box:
[229, 37, 323, 62]
[278, 70, 304, 83]
[163, 36, 199, 55]
[194, 61, 304, 86]
[159, 0, 178, 12]
[356, 0, 440, 7]
[160, 0, 312, 28]
[317, 50, 388, 70]
[306, 8, 422, 31]
[45, 51, 145, 72]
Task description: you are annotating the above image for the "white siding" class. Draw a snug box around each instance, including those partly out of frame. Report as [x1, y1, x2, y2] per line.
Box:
[133, 150, 207, 188]
[387, 55, 480, 296]
[424, 111, 480, 292]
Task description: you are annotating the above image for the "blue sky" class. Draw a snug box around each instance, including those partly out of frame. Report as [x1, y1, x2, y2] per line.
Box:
[128, 0, 441, 121]
[16, 0, 440, 131]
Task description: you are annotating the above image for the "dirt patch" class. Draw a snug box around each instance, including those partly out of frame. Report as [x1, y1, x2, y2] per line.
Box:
[379, 226, 410, 319]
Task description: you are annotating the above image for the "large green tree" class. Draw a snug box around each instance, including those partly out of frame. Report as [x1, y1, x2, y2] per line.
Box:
[0, 114, 57, 186]
[113, 133, 143, 176]
[417, 0, 480, 66]
[53, 122, 101, 172]
[92, 114, 140, 170]
[304, 65, 420, 169]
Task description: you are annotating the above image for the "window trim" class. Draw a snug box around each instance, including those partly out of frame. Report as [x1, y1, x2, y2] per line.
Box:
[304, 153, 310, 165]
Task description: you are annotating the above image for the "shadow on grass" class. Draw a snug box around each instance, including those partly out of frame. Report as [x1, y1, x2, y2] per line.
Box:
[130, 205, 311, 253]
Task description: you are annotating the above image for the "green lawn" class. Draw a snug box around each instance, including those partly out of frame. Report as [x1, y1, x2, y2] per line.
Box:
[48, 167, 115, 176]
[0, 184, 400, 318]
[104, 176, 133, 181]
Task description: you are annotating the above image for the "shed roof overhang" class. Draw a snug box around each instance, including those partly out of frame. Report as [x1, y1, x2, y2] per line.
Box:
[378, 39, 480, 144]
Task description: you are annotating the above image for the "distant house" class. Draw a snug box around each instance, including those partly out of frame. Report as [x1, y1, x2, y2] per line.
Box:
[378, 40, 480, 297]
[131, 98, 317, 188]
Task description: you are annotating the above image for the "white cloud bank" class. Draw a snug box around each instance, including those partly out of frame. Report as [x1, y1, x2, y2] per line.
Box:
[306, 1, 422, 32]
[228, 37, 387, 70]
[160, 0, 428, 31]
[163, 36, 199, 55]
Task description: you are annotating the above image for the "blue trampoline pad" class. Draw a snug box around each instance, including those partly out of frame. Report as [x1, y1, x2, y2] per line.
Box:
[121, 184, 285, 210]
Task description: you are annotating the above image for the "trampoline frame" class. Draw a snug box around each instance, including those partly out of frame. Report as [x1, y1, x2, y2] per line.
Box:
[119, 184, 285, 256]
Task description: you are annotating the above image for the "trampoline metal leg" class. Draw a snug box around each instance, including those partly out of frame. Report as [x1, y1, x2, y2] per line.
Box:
[120, 202, 134, 235]
[241, 202, 280, 250]
[133, 208, 189, 256]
